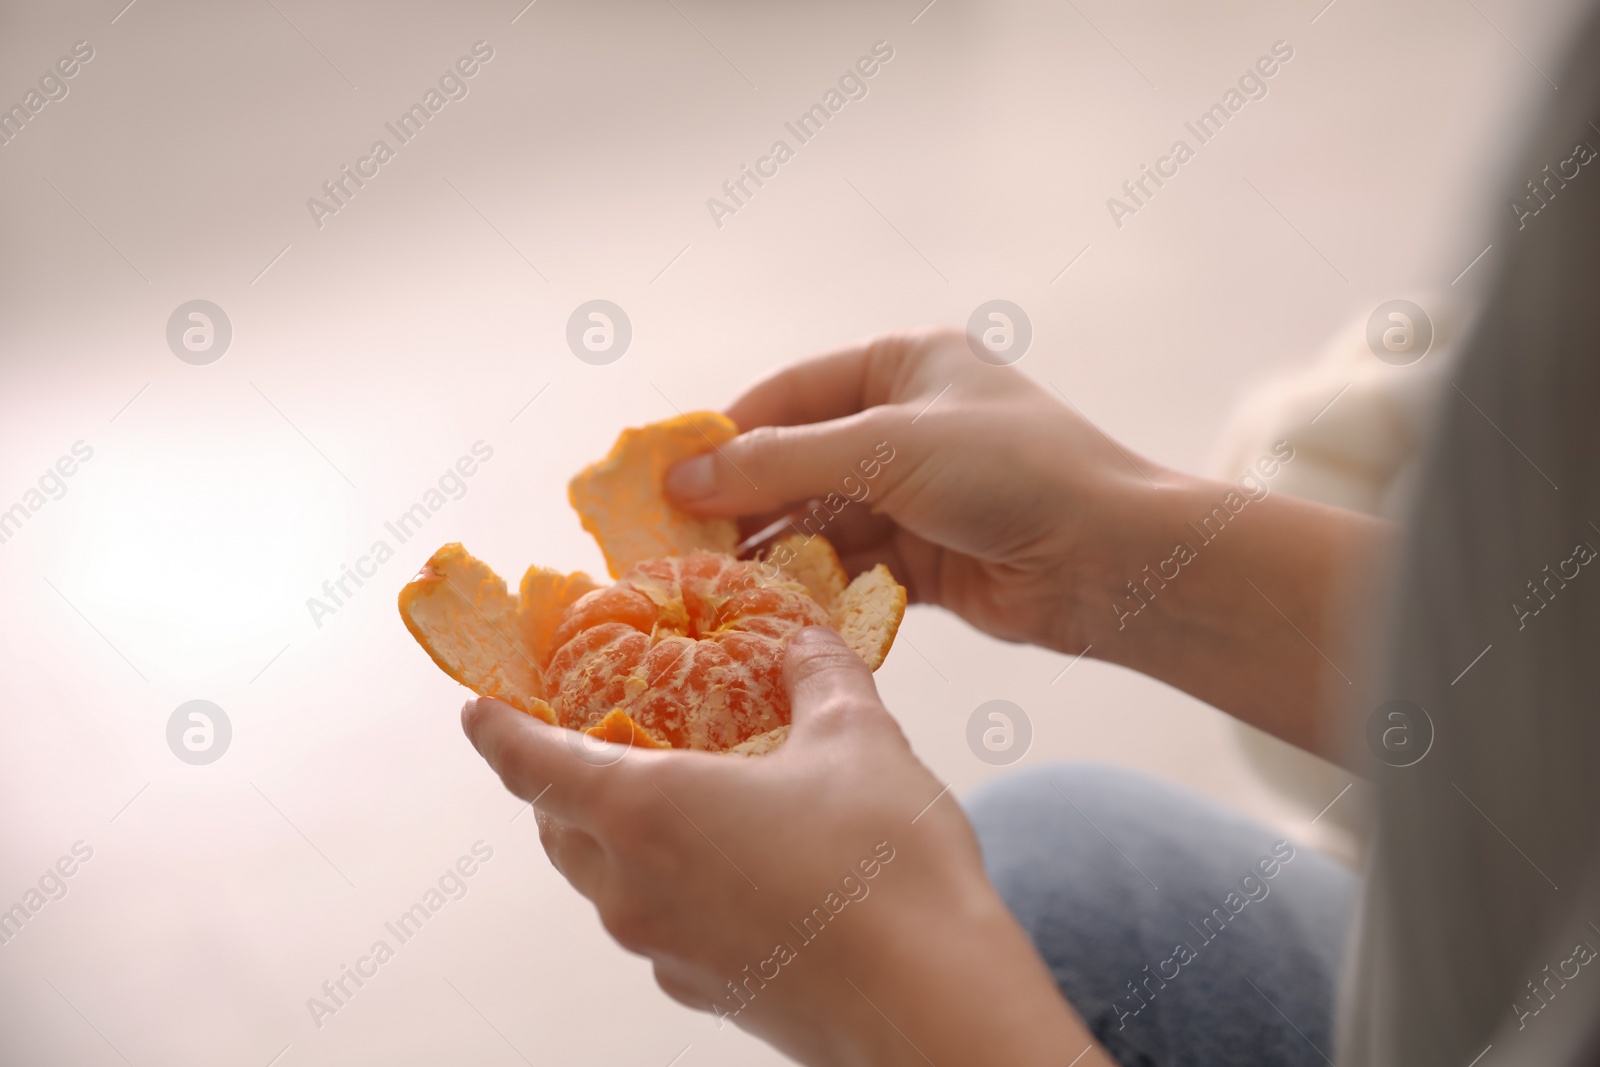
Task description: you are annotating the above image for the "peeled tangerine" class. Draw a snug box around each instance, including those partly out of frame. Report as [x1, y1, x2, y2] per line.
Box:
[397, 411, 906, 755]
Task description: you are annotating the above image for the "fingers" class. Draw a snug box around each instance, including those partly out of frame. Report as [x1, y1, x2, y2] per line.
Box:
[723, 340, 894, 432]
[536, 811, 606, 900]
[782, 626, 888, 740]
[724, 327, 980, 434]
[652, 957, 722, 1011]
[666, 409, 901, 518]
[461, 696, 615, 829]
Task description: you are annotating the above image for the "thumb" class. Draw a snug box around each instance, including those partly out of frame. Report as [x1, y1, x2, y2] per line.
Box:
[782, 626, 892, 740]
[664, 410, 898, 517]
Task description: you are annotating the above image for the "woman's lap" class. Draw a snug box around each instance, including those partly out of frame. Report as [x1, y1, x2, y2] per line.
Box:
[965, 765, 1357, 1067]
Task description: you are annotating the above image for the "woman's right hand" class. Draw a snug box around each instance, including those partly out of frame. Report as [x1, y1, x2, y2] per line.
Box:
[665, 328, 1182, 656]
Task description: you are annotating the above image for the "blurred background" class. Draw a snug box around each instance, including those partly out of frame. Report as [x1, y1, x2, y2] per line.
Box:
[0, 0, 1585, 1062]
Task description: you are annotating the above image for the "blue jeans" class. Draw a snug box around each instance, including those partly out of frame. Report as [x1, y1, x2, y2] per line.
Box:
[966, 765, 1357, 1067]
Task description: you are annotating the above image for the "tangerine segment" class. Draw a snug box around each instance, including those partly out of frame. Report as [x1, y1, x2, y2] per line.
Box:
[397, 543, 556, 723]
[568, 412, 740, 578]
[545, 551, 830, 750]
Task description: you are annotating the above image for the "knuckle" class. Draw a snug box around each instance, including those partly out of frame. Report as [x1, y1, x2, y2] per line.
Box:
[875, 326, 955, 375]
[863, 329, 920, 366]
[535, 817, 591, 875]
[854, 403, 900, 442]
[599, 898, 659, 954]
[807, 696, 873, 732]
[789, 636, 865, 678]
[507, 766, 560, 809]
[494, 765, 537, 802]
[730, 425, 781, 470]
[535, 812, 564, 851]
[653, 965, 705, 1010]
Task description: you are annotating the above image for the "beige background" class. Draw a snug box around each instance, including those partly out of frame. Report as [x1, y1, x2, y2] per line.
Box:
[0, 0, 1583, 1063]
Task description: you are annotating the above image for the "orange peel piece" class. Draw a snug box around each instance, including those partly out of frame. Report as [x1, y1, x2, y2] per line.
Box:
[568, 411, 740, 578]
[833, 565, 906, 671]
[584, 708, 670, 749]
[397, 543, 556, 724]
[760, 533, 903, 668]
[762, 533, 849, 611]
[519, 565, 600, 667]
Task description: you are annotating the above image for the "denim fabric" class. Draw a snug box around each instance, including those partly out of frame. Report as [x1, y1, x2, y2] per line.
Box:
[966, 765, 1357, 1067]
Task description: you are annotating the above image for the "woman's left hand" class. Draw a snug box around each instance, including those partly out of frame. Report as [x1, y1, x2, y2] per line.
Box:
[462, 626, 1097, 1067]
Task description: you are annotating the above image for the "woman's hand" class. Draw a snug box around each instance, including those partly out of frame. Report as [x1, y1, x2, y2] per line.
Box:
[665, 328, 1393, 766]
[463, 627, 1097, 1066]
[663, 328, 1177, 655]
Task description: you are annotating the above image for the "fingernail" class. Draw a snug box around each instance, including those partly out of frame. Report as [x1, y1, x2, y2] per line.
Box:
[461, 699, 485, 746]
[666, 455, 716, 501]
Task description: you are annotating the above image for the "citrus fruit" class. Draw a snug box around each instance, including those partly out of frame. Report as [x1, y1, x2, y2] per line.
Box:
[398, 412, 906, 754]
